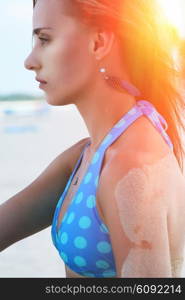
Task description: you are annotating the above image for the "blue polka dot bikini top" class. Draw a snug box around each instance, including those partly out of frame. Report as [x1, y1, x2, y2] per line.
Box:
[51, 100, 173, 278]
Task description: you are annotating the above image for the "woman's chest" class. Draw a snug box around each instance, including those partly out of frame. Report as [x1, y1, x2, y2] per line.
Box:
[56, 151, 106, 234]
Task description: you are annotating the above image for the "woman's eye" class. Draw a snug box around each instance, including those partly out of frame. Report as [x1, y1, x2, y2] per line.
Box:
[39, 37, 49, 45]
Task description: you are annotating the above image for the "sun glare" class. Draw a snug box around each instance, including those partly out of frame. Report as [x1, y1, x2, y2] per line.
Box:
[158, 0, 185, 38]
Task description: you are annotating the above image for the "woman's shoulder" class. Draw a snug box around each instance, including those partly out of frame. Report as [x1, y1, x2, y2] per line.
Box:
[100, 122, 185, 219]
[100, 113, 185, 211]
[106, 117, 174, 180]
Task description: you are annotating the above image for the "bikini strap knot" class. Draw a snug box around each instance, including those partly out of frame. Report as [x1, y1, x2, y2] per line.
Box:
[137, 100, 168, 131]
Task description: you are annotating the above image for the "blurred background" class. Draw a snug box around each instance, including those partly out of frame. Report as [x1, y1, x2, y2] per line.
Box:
[0, 0, 185, 277]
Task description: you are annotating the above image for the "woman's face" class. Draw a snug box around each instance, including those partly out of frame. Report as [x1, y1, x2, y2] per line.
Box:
[24, 0, 96, 105]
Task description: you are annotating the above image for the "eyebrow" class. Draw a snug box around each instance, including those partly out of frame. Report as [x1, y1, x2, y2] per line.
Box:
[32, 27, 53, 36]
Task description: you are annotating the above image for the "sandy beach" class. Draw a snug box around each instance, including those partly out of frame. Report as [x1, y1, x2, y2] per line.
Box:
[0, 100, 185, 277]
[0, 100, 89, 277]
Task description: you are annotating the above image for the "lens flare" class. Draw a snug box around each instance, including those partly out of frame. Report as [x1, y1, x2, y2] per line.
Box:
[158, 0, 185, 38]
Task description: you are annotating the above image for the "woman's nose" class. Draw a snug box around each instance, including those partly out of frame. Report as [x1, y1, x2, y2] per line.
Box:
[24, 53, 41, 71]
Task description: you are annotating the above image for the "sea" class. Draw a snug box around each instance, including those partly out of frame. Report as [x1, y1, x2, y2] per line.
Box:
[0, 100, 185, 277]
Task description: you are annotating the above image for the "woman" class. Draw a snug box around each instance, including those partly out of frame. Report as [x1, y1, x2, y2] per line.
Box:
[1, 0, 185, 278]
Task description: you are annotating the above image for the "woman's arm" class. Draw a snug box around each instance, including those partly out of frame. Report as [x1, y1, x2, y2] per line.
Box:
[99, 150, 173, 277]
[0, 137, 90, 252]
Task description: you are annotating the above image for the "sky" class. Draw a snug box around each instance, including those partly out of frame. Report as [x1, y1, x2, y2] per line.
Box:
[0, 0, 185, 96]
[0, 0, 42, 96]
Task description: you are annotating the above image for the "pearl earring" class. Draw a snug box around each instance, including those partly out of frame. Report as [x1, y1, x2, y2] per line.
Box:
[99, 67, 141, 97]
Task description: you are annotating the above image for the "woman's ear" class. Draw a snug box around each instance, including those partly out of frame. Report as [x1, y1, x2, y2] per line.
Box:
[89, 28, 115, 60]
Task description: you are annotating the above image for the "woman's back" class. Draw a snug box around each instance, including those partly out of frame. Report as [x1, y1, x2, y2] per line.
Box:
[97, 115, 185, 277]
[166, 154, 185, 276]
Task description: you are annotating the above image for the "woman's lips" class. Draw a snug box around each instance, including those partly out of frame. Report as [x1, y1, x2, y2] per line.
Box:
[35, 77, 47, 84]
[35, 77, 47, 89]
[39, 82, 47, 89]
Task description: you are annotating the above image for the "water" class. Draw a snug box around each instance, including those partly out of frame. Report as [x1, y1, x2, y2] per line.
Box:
[0, 100, 185, 277]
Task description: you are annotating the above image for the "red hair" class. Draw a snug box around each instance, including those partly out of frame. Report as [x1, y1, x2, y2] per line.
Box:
[33, 0, 185, 172]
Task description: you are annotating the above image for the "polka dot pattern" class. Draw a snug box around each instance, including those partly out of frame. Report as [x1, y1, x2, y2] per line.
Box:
[60, 251, 68, 263]
[91, 152, 100, 164]
[100, 223, 109, 234]
[79, 216, 91, 229]
[102, 134, 112, 145]
[51, 100, 173, 277]
[74, 236, 87, 249]
[115, 119, 126, 128]
[97, 241, 111, 253]
[96, 260, 110, 269]
[84, 172, 92, 184]
[102, 270, 116, 277]
[60, 232, 68, 245]
[128, 107, 137, 115]
[75, 192, 83, 204]
[71, 195, 76, 203]
[67, 212, 75, 224]
[74, 256, 87, 267]
[86, 195, 96, 208]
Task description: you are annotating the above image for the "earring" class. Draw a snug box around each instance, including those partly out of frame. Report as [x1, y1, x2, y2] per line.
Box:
[99, 67, 141, 97]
